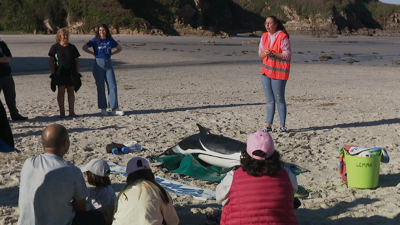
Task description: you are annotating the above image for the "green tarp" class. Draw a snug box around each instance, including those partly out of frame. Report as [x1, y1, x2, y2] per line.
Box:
[155, 153, 307, 182]
[155, 154, 227, 182]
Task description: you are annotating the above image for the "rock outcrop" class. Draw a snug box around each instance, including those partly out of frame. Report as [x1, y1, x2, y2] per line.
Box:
[282, 5, 400, 37]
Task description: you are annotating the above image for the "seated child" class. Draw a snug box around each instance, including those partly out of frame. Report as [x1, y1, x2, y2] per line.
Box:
[216, 131, 299, 225]
[81, 159, 116, 210]
[112, 157, 179, 225]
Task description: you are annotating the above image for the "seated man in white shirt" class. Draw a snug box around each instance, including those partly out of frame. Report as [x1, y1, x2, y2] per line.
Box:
[18, 124, 113, 225]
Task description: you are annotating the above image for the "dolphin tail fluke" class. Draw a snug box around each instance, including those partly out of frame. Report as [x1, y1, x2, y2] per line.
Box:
[196, 123, 211, 135]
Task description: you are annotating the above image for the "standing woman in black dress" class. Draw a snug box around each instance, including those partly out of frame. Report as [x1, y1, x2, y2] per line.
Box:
[49, 28, 81, 118]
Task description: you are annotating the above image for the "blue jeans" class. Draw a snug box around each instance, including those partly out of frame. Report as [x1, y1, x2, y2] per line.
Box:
[261, 75, 287, 126]
[93, 58, 118, 109]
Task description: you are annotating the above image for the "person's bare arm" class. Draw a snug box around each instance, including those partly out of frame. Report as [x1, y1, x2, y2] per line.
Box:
[82, 44, 95, 56]
[75, 58, 80, 74]
[72, 198, 86, 213]
[112, 45, 122, 56]
[49, 56, 56, 74]
[0, 56, 12, 63]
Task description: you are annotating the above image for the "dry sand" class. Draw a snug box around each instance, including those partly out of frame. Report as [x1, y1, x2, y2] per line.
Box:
[0, 34, 400, 224]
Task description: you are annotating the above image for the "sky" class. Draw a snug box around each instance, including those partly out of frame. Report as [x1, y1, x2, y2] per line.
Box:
[380, 0, 400, 5]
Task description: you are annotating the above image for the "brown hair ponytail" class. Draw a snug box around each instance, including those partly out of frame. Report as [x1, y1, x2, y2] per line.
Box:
[268, 16, 290, 39]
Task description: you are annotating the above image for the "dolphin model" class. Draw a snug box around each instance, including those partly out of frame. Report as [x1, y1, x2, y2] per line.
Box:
[160, 124, 310, 174]
[161, 124, 245, 168]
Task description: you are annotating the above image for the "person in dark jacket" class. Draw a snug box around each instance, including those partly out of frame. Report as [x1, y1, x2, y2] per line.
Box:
[0, 39, 28, 121]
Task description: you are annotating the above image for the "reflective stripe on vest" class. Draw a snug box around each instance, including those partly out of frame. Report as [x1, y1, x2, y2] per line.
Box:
[263, 63, 290, 73]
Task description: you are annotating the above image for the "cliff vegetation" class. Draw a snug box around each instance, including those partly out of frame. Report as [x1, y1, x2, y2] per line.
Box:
[0, 0, 399, 36]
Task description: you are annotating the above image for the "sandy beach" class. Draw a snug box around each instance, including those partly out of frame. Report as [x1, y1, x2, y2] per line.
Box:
[0, 33, 400, 224]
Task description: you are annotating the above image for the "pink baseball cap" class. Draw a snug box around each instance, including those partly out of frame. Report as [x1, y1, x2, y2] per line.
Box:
[126, 157, 151, 175]
[246, 131, 275, 160]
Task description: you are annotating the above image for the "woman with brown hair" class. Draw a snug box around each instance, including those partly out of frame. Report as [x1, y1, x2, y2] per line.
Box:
[82, 24, 123, 116]
[49, 28, 81, 118]
[258, 16, 292, 132]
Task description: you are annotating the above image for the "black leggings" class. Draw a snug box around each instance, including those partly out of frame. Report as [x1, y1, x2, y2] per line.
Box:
[294, 197, 301, 209]
[72, 210, 106, 225]
[0, 100, 13, 149]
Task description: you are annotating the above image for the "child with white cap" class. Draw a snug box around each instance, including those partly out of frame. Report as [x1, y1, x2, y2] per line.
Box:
[81, 159, 116, 211]
[112, 157, 179, 225]
[215, 131, 299, 225]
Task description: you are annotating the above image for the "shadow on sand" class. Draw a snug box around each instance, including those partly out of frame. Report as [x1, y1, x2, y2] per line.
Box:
[175, 198, 400, 224]
[0, 186, 19, 207]
[296, 197, 399, 224]
[291, 118, 400, 132]
[10, 56, 260, 76]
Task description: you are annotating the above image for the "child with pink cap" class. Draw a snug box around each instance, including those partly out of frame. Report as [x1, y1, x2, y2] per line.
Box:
[215, 131, 299, 225]
[112, 157, 179, 225]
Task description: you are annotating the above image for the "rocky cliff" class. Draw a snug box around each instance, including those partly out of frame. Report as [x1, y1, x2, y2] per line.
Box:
[284, 7, 400, 37]
[1, 0, 399, 37]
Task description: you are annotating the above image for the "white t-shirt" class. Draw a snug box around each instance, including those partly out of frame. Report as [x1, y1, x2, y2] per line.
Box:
[86, 185, 116, 210]
[18, 153, 88, 225]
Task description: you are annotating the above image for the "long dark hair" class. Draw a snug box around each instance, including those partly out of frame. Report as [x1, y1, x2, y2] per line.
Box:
[120, 169, 170, 205]
[95, 24, 112, 39]
[86, 171, 111, 187]
[267, 16, 290, 39]
[240, 148, 283, 177]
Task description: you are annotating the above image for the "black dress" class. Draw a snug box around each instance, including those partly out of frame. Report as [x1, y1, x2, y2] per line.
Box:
[48, 43, 80, 86]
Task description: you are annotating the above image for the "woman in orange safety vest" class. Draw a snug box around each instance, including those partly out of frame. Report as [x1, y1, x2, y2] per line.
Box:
[258, 16, 291, 133]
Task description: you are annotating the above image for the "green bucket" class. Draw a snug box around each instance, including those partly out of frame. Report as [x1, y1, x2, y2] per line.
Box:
[345, 151, 381, 189]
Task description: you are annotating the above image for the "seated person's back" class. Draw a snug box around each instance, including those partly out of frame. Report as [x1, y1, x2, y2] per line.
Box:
[18, 124, 111, 225]
[18, 153, 88, 224]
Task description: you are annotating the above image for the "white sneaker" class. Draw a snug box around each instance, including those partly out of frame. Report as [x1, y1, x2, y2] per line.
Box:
[111, 108, 124, 116]
[101, 109, 108, 116]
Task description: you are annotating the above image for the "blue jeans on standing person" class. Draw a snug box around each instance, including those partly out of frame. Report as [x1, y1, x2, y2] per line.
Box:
[93, 58, 118, 109]
[261, 75, 287, 126]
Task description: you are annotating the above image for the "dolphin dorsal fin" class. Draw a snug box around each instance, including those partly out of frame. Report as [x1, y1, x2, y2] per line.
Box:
[196, 123, 211, 135]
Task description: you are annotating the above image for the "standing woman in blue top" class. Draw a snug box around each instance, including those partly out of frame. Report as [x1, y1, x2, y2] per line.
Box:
[82, 24, 124, 116]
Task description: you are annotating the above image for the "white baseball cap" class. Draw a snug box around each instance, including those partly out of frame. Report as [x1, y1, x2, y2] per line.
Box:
[81, 159, 110, 177]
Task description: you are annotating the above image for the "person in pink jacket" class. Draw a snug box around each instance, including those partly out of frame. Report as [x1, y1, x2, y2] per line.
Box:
[216, 131, 299, 225]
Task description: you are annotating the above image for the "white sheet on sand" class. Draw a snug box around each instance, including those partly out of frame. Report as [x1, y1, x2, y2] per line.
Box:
[108, 162, 216, 200]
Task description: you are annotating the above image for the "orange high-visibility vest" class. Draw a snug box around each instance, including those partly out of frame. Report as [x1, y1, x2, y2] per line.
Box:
[261, 32, 291, 80]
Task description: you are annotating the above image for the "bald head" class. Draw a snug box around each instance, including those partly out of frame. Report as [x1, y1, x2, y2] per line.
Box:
[42, 124, 69, 155]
